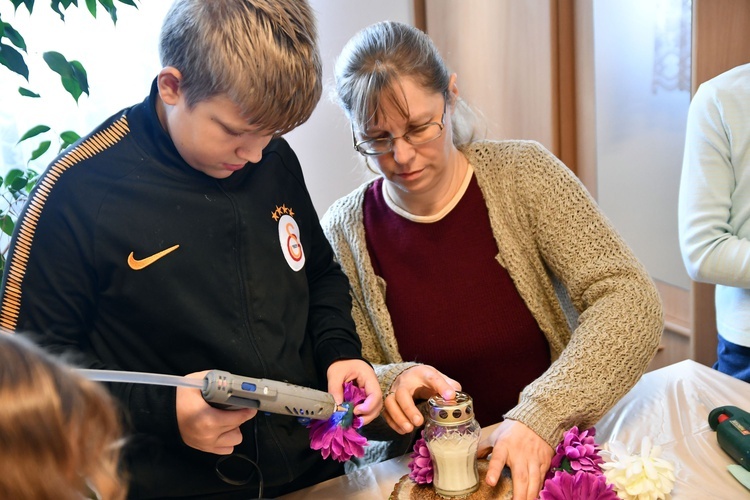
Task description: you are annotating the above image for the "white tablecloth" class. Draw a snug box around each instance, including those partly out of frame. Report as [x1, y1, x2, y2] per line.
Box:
[279, 360, 750, 499]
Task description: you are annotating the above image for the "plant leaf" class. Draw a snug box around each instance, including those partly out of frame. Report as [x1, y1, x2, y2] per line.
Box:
[69, 60, 89, 95]
[0, 42, 29, 80]
[18, 86, 40, 97]
[85, 0, 97, 17]
[2, 22, 27, 52]
[44, 52, 87, 102]
[59, 130, 81, 149]
[0, 215, 15, 237]
[29, 140, 51, 162]
[9, 175, 28, 191]
[24, 172, 40, 194]
[61, 75, 83, 102]
[4, 169, 24, 188]
[43, 51, 71, 76]
[10, 0, 34, 14]
[98, 0, 118, 24]
[17, 125, 50, 144]
[117, 0, 137, 7]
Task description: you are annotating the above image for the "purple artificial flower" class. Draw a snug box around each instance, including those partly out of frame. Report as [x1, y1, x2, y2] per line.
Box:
[548, 426, 604, 478]
[308, 382, 368, 462]
[539, 470, 618, 500]
[408, 431, 433, 484]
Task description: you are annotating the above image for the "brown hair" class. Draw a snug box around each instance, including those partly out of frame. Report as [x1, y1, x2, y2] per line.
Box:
[334, 20, 479, 147]
[0, 333, 126, 500]
[159, 0, 322, 136]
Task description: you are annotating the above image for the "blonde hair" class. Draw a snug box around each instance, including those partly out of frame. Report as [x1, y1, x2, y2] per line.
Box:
[334, 21, 479, 147]
[0, 333, 126, 500]
[159, 0, 322, 136]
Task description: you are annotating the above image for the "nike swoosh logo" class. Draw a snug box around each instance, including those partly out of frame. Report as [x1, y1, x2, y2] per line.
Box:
[127, 244, 180, 270]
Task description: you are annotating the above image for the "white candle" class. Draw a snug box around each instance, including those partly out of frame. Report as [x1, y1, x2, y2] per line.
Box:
[428, 433, 479, 497]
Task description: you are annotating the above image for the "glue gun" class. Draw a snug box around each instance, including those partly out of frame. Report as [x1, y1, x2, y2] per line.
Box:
[80, 368, 347, 421]
[708, 405, 750, 471]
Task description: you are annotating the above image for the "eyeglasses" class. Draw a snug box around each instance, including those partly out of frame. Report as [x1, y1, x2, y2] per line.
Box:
[352, 104, 446, 156]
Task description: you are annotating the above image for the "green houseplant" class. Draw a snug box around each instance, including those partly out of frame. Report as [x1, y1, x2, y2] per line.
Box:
[0, 0, 139, 272]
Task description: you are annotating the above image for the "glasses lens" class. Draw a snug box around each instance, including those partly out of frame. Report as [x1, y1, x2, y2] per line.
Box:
[357, 138, 392, 155]
[405, 123, 443, 145]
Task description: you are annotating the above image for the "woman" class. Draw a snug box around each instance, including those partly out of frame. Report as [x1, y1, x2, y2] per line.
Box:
[0, 333, 127, 500]
[322, 21, 663, 500]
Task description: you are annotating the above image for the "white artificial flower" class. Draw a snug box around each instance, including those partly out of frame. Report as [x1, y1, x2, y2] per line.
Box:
[600, 437, 676, 500]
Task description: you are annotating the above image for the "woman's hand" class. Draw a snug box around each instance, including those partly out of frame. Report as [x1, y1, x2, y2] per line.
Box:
[176, 371, 257, 455]
[382, 365, 461, 434]
[327, 359, 383, 425]
[477, 419, 554, 500]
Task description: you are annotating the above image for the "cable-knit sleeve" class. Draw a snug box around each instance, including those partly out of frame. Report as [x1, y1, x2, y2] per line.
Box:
[320, 186, 421, 397]
[471, 140, 663, 446]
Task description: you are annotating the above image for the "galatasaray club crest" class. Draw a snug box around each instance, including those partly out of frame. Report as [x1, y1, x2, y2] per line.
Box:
[272, 205, 305, 272]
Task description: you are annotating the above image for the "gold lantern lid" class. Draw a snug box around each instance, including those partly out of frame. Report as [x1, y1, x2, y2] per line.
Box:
[427, 391, 475, 425]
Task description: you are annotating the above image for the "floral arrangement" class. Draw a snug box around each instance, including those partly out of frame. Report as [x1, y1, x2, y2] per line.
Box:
[408, 431, 433, 484]
[407, 426, 676, 500]
[540, 426, 616, 500]
[308, 382, 368, 462]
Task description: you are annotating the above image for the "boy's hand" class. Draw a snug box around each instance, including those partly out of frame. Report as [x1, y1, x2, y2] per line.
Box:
[477, 419, 553, 500]
[176, 370, 257, 455]
[326, 359, 382, 425]
[382, 365, 461, 434]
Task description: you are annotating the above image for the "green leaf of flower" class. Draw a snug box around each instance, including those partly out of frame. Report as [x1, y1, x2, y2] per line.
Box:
[0, 42, 29, 80]
[17, 125, 50, 144]
[29, 140, 51, 162]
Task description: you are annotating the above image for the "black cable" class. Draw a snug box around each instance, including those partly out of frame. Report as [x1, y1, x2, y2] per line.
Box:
[214, 419, 265, 498]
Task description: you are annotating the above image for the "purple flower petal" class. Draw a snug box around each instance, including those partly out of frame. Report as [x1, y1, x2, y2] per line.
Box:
[307, 382, 369, 462]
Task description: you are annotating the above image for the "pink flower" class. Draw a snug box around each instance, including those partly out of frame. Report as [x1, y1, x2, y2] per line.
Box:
[308, 382, 368, 462]
[540, 470, 618, 500]
[548, 426, 604, 477]
[408, 432, 433, 484]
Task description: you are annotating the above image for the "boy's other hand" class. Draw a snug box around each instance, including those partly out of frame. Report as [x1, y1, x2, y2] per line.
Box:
[176, 370, 257, 455]
[327, 359, 382, 425]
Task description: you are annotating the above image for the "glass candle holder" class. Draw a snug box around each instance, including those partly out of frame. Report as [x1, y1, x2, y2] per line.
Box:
[423, 392, 481, 498]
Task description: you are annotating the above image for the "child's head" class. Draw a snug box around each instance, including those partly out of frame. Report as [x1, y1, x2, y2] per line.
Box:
[159, 0, 322, 137]
[0, 334, 126, 500]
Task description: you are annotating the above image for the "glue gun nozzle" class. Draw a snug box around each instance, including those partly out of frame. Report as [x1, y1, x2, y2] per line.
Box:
[335, 403, 348, 413]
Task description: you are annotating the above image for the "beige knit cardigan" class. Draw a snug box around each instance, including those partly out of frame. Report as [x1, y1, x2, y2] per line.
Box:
[321, 140, 663, 447]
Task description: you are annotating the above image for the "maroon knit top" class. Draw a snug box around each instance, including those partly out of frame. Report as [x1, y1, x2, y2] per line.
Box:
[363, 175, 551, 426]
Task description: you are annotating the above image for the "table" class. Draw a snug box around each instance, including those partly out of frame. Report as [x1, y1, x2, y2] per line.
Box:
[279, 360, 750, 499]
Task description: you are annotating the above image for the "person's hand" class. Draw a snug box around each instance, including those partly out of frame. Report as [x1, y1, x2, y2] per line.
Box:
[383, 365, 461, 434]
[175, 370, 257, 455]
[477, 419, 554, 500]
[326, 359, 382, 425]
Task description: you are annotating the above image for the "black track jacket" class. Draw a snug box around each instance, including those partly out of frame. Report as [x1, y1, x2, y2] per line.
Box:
[0, 82, 362, 498]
